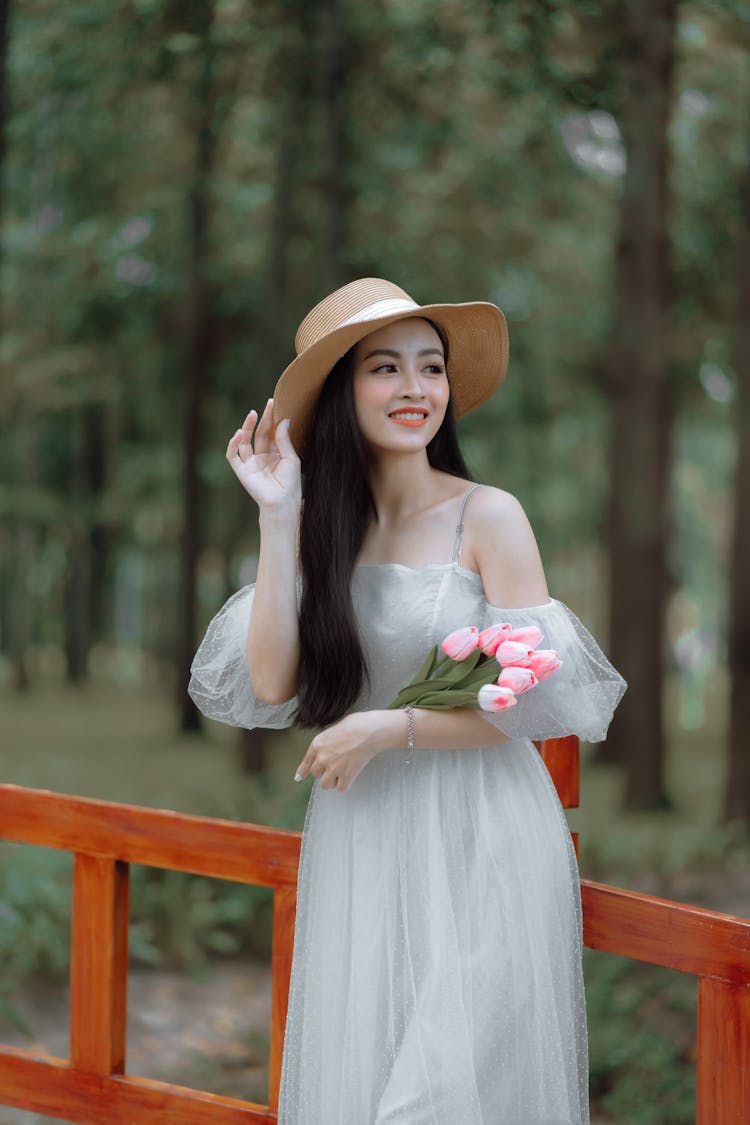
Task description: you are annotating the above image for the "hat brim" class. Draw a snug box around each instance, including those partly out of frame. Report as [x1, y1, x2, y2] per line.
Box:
[272, 301, 509, 460]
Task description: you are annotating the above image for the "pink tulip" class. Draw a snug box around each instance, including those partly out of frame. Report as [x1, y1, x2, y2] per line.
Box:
[441, 626, 479, 661]
[504, 625, 544, 648]
[496, 665, 538, 694]
[525, 650, 562, 681]
[477, 621, 512, 656]
[478, 684, 517, 712]
[494, 640, 534, 667]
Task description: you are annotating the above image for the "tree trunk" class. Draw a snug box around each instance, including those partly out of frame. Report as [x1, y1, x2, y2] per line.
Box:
[89, 400, 118, 645]
[177, 6, 218, 731]
[319, 0, 350, 291]
[725, 108, 750, 828]
[600, 0, 677, 813]
[238, 7, 313, 773]
[8, 428, 35, 692]
[64, 410, 93, 682]
[62, 402, 111, 681]
[0, 0, 23, 682]
[260, 0, 313, 380]
[0, 0, 9, 224]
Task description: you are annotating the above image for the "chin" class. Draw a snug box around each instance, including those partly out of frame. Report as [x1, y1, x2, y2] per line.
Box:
[368, 433, 437, 458]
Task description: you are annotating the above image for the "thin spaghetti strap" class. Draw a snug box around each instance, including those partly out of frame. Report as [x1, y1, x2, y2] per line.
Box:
[452, 483, 484, 566]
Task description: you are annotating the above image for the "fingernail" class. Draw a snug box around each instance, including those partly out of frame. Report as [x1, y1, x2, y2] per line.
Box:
[294, 771, 303, 782]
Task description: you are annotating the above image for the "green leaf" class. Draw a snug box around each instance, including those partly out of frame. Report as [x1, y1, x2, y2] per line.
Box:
[387, 677, 461, 708]
[440, 647, 482, 683]
[453, 659, 502, 691]
[430, 655, 457, 679]
[412, 644, 439, 684]
[412, 690, 481, 709]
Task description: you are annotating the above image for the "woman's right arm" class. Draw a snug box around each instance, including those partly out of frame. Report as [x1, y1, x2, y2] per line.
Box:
[225, 398, 302, 706]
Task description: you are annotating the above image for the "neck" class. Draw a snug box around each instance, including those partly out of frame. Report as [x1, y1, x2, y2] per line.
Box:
[366, 451, 441, 526]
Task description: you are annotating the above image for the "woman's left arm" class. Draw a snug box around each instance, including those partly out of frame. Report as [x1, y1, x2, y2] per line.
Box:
[294, 706, 509, 792]
[470, 486, 549, 609]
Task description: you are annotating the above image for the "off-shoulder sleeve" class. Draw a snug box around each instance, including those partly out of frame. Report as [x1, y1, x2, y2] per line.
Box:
[478, 597, 626, 744]
[188, 582, 299, 731]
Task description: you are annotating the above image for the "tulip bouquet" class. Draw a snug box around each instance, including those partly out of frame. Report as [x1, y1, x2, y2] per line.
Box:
[386, 621, 562, 714]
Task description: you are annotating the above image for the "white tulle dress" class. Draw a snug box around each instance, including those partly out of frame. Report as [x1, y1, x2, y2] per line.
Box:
[188, 485, 627, 1125]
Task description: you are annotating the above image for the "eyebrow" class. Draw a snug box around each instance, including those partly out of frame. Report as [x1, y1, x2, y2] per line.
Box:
[361, 347, 444, 361]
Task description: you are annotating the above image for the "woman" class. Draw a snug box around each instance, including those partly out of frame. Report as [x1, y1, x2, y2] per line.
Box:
[189, 277, 627, 1125]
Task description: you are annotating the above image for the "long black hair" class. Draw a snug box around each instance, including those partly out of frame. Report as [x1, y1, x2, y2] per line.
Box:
[296, 318, 473, 728]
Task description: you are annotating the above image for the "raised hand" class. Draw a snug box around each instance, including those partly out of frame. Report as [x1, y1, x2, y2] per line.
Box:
[226, 398, 302, 512]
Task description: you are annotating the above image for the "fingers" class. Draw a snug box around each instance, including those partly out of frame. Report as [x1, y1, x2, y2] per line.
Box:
[226, 399, 296, 465]
[238, 410, 256, 462]
[253, 398, 275, 454]
[294, 745, 344, 790]
[226, 408, 259, 468]
[226, 427, 245, 467]
[274, 416, 299, 461]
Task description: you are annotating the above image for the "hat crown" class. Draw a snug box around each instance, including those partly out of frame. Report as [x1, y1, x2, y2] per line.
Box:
[294, 278, 420, 356]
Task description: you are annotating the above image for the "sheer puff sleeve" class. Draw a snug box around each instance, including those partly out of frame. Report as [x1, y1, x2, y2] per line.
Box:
[188, 582, 299, 731]
[479, 597, 627, 744]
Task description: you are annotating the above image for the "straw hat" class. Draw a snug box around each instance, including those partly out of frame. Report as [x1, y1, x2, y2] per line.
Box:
[272, 277, 509, 458]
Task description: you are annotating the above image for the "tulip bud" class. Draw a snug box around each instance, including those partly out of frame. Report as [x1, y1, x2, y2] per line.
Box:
[478, 684, 517, 712]
[494, 640, 534, 667]
[477, 621, 511, 656]
[525, 650, 562, 681]
[441, 626, 479, 661]
[496, 665, 538, 694]
[505, 625, 544, 649]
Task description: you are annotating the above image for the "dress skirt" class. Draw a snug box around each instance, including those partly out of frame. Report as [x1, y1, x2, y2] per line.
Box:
[188, 562, 627, 1124]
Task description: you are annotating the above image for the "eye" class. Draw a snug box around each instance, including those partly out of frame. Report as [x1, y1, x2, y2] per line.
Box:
[373, 363, 397, 373]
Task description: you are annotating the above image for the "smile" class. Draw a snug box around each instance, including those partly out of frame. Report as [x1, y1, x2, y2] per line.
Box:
[388, 410, 429, 426]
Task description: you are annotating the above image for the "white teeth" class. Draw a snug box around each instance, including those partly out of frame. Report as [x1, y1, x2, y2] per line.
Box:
[390, 412, 427, 420]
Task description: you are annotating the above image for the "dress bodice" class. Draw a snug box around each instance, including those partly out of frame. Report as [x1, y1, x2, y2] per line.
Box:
[349, 561, 548, 713]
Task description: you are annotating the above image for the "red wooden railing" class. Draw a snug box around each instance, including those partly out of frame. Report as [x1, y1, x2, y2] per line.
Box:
[0, 737, 748, 1123]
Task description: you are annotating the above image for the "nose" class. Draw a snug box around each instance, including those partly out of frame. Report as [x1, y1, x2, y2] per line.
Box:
[398, 363, 428, 397]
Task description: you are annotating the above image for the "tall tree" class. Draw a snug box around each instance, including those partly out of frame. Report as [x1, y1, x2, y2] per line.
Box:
[237, 0, 315, 774]
[0, 0, 9, 225]
[602, 0, 678, 809]
[177, 1, 219, 730]
[318, 0, 351, 291]
[725, 101, 750, 827]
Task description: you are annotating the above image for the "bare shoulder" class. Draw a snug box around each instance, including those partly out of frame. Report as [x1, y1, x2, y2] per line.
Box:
[463, 485, 549, 608]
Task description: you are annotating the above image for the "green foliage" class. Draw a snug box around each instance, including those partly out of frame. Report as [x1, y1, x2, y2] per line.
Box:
[0, 847, 72, 987]
[128, 866, 275, 969]
[1, 0, 745, 677]
[584, 950, 697, 1123]
[0, 841, 280, 1037]
[0, 846, 72, 1034]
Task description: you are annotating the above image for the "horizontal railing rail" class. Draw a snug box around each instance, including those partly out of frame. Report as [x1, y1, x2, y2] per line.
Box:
[0, 760, 747, 1123]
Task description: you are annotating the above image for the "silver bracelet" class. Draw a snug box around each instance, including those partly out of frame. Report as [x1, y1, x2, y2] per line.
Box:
[404, 705, 415, 764]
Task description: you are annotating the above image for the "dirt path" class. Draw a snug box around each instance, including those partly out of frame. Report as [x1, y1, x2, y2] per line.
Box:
[0, 961, 272, 1125]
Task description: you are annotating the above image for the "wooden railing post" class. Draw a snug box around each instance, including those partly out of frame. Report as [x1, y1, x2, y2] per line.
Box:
[696, 977, 750, 1124]
[538, 735, 580, 858]
[268, 886, 297, 1112]
[69, 854, 129, 1075]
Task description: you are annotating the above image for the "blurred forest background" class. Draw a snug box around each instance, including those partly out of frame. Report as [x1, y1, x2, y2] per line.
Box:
[1, 1, 749, 1121]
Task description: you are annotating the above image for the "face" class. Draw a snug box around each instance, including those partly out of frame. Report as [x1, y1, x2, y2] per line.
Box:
[350, 318, 450, 454]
